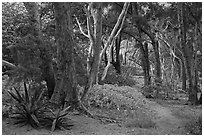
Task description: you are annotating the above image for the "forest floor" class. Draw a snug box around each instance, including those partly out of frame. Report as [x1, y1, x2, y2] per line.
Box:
[2, 90, 202, 135]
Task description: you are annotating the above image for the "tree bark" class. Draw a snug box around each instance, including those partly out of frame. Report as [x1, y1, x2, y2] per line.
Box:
[152, 40, 162, 85]
[178, 3, 195, 104]
[80, 3, 102, 101]
[140, 42, 151, 86]
[181, 57, 187, 91]
[114, 34, 122, 74]
[51, 3, 78, 106]
[110, 34, 122, 74]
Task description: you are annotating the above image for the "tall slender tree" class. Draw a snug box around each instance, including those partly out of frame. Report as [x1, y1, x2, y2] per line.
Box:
[76, 2, 103, 101]
[178, 3, 196, 104]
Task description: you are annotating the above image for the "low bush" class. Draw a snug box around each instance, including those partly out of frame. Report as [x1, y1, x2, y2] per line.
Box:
[7, 82, 74, 131]
[87, 84, 152, 114]
[8, 82, 46, 128]
[40, 106, 74, 131]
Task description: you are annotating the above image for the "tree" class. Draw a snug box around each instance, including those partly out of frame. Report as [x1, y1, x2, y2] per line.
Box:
[23, 2, 55, 99]
[178, 3, 195, 104]
[50, 3, 78, 106]
[110, 34, 122, 74]
[132, 2, 151, 86]
[76, 2, 130, 100]
[75, 2, 103, 101]
[100, 2, 130, 81]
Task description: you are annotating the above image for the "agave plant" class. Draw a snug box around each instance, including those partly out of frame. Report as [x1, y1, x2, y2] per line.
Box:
[8, 82, 46, 128]
[41, 106, 74, 131]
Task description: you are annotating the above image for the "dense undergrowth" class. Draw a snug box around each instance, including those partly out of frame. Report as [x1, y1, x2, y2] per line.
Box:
[86, 84, 156, 129]
[185, 115, 202, 135]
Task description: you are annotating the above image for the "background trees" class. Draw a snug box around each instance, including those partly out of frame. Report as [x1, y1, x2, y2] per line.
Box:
[2, 2, 202, 109]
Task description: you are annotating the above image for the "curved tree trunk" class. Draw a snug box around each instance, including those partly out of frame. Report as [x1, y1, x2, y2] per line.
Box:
[100, 2, 130, 81]
[132, 2, 158, 86]
[80, 3, 102, 101]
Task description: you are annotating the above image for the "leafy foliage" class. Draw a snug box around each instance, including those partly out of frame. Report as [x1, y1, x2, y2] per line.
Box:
[87, 84, 153, 115]
[8, 82, 46, 128]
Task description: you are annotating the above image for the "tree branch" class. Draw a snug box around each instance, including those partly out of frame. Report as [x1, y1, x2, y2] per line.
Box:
[86, 3, 95, 43]
[100, 3, 130, 59]
[75, 16, 89, 38]
[2, 60, 17, 69]
[100, 2, 130, 80]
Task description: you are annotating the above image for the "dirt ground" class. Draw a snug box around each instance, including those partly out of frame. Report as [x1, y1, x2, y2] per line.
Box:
[2, 98, 201, 135]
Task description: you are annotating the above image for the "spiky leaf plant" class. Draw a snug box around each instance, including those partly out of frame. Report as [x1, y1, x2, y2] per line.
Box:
[41, 106, 74, 132]
[8, 82, 46, 128]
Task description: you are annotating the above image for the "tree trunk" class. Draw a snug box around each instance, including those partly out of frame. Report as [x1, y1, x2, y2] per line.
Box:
[111, 34, 122, 74]
[178, 3, 195, 104]
[132, 2, 159, 86]
[102, 41, 108, 66]
[192, 23, 199, 105]
[81, 3, 102, 101]
[140, 42, 151, 86]
[23, 2, 55, 99]
[181, 57, 187, 91]
[152, 40, 162, 85]
[144, 42, 151, 85]
[114, 34, 122, 74]
[51, 3, 78, 106]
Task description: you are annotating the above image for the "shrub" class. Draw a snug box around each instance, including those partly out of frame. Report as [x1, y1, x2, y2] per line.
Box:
[87, 84, 151, 112]
[8, 82, 46, 128]
[41, 106, 74, 131]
